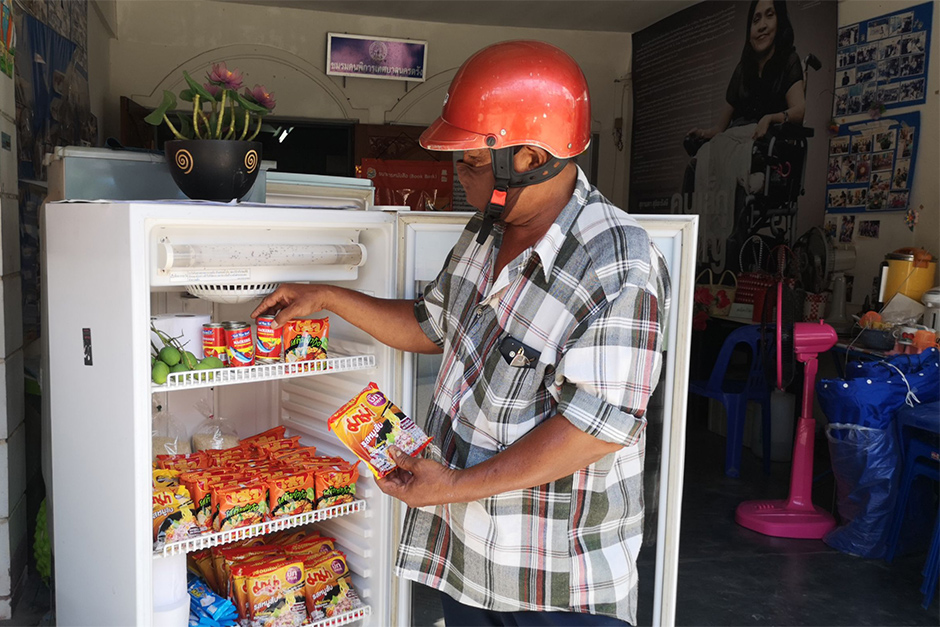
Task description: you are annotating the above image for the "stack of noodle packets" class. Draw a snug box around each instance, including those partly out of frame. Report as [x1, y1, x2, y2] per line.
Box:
[327, 382, 431, 478]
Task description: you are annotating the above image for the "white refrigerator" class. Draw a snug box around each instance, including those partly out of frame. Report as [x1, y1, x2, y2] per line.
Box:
[41, 194, 697, 627]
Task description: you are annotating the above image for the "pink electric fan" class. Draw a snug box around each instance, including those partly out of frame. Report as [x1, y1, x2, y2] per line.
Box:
[735, 281, 838, 539]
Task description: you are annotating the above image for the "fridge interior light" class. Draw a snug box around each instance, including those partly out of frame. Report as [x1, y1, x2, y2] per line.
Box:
[158, 242, 367, 271]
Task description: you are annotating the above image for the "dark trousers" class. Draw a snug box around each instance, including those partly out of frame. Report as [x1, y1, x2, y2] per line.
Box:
[440, 592, 632, 627]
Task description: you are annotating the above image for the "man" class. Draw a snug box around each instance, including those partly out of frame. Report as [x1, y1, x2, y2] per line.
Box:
[252, 40, 669, 626]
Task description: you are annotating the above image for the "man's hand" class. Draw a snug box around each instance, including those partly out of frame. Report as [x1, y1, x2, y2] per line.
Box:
[375, 447, 461, 507]
[251, 284, 331, 329]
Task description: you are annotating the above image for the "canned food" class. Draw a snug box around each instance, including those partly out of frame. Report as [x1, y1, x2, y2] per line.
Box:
[255, 315, 282, 363]
[202, 323, 228, 365]
[225, 323, 255, 367]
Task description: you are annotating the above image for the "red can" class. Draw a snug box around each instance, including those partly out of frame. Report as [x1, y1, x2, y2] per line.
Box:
[255, 315, 282, 363]
[202, 323, 229, 365]
[224, 322, 255, 367]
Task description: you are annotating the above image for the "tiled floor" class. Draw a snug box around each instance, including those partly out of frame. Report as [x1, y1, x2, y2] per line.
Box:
[414, 419, 937, 626]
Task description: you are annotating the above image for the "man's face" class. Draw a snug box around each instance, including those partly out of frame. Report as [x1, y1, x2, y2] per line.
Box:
[454, 149, 496, 212]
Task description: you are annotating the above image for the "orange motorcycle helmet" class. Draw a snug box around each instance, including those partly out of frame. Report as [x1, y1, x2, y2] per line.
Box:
[419, 40, 592, 159]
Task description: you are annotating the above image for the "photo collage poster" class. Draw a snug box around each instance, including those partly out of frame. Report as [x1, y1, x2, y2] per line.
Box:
[834, 1, 932, 116]
[826, 111, 919, 213]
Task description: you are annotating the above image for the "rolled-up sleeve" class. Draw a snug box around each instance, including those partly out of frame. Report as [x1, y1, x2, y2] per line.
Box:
[413, 257, 451, 349]
[555, 256, 669, 447]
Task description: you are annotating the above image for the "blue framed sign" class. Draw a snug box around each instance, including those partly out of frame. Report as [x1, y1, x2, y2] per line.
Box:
[327, 33, 427, 82]
[826, 111, 919, 213]
[834, 1, 932, 116]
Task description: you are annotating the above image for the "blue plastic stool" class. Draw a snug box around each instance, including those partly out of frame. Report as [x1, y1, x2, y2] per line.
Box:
[690, 324, 772, 478]
[884, 400, 939, 609]
[921, 517, 939, 609]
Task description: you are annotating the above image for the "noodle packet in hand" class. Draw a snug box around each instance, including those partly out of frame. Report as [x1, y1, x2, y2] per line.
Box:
[327, 382, 431, 478]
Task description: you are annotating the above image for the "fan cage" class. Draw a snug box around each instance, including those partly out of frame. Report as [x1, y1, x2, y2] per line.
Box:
[185, 282, 279, 304]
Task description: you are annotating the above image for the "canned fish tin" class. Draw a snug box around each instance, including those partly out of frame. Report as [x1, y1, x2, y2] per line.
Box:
[202, 323, 229, 365]
[225, 323, 255, 367]
[255, 315, 282, 363]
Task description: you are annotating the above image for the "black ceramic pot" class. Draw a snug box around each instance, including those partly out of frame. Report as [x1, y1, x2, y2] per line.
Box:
[164, 140, 262, 202]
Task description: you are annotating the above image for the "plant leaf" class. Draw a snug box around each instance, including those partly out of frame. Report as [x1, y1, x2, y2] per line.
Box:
[183, 70, 215, 102]
[179, 88, 194, 103]
[143, 90, 177, 125]
[233, 90, 267, 113]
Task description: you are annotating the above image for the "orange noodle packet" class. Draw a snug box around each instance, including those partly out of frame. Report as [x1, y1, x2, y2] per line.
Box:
[283, 318, 329, 363]
[246, 558, 307, 627]
[152, 486, 199, 549]
[303, 551, 361, 621]
[211, 482, 269, 532]
[240, 426, 287, 447]
[268, 471, 315, 518]
[310, 462, 359, 509]
[157, 451, 207, 472]
[327, 382, 431, 478]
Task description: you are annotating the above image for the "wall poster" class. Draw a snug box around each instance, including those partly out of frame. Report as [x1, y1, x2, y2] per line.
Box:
[629, 1, 837, 272]
[834, 1, 932, 116]
[825, 111, 919, 213]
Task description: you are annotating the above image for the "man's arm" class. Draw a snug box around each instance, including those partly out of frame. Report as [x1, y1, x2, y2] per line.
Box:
[377, 414, 624, 507]
[251, 283, 442, 355]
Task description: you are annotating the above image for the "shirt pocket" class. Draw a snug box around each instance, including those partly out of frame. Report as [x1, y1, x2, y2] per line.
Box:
[473, 334, 551, 449]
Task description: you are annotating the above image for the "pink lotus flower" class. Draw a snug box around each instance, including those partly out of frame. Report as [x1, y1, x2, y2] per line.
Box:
[204, 83, 221, 99]
[244, 84, 276, 111]
[207, 62, 243, 90]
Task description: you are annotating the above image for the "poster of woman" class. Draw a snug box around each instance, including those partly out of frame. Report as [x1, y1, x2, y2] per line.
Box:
[629, 0, 836, 271]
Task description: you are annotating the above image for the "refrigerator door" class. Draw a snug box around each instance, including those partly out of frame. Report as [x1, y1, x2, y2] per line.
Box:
[392, 210, 474, 626]
[389, 212, 698, 627]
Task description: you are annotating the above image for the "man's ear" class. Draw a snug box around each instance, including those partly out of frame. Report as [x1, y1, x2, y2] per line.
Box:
[514, 146, 551, 172]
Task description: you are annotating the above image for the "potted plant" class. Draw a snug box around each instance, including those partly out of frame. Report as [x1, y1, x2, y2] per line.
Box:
[145, 62, 277, 202]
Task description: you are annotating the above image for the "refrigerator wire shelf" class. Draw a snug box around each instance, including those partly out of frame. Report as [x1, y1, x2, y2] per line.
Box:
[154, 354, 376, 391]
[310, 605, 372, 627]
[157, 499, 367, 556]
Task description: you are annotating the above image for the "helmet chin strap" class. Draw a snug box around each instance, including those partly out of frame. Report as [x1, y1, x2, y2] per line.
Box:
[476, 147, 570, 244]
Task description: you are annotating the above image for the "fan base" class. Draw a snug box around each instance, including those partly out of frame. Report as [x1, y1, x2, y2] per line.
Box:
[735, 500, 836, 539]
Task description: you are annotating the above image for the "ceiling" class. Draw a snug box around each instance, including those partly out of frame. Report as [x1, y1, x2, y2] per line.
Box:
[216, 0, 699, 33]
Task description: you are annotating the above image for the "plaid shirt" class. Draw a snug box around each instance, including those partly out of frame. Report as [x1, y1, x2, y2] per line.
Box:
[396, 167, 670, 624]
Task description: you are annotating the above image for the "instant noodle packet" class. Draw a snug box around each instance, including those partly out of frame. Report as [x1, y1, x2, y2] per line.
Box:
[246, 557, 307, 627]
[152, 468, 181, 489]
[327, 382, 431, 478]
[303, 550, 359, 621]
[268, 471, 315, 518]
[283, 535, 335, 557]
[157, 451, 208, 472]
[240, 426, 287, 447]
[211, 482, 269, 532]
[152, 485, 199, 549]
[283, 318, 329, 363]
[188, 550, 219, 594]
[311, 462, 359, 509]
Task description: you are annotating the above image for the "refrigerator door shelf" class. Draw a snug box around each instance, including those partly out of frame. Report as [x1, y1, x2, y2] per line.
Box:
[309, 605, 372, 627]
[153, 354, 376, 393]
[154, 499, 367, 557]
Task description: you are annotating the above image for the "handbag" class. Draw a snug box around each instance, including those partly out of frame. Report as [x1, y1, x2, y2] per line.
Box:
[696, 269, 738, 317]
[735, 237, 774, 307]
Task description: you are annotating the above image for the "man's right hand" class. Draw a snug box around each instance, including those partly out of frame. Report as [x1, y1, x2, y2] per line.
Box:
[251, 283, 442, 355]
[251, 283, 332, 330]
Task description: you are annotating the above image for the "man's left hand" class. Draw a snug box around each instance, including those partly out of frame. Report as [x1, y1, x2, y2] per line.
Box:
[375, 447, 461, 508]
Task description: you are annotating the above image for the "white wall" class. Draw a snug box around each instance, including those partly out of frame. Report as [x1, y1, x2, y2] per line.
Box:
[835, 0, 939, 305]
[103, 0, 632, 206]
